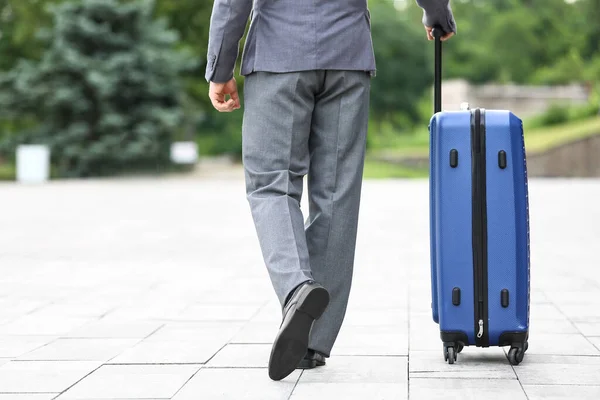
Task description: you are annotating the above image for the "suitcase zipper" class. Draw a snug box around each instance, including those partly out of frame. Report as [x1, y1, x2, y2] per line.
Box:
[471, 109, 489, 347]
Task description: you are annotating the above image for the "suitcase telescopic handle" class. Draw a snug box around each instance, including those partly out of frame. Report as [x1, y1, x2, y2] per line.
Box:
[432, 25, 444, 114]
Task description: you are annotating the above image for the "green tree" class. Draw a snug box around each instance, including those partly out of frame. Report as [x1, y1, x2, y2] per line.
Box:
[0, 0, 196, 177]
[368, 0, 432, 131]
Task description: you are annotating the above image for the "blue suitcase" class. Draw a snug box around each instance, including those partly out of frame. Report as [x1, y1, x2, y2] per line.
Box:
[428, 28, 530, 365]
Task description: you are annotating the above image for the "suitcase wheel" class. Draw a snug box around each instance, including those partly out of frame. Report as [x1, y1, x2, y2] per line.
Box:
[508, 341, 528, 366]
[443, 344, 458, 364]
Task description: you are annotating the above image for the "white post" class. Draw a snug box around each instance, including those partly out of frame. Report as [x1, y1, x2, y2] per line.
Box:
[16, 144, 51, 184]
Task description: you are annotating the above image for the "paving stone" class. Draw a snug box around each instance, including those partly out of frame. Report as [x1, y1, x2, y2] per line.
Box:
[588, 336, 600, 350]
[525, 333, 599, 355]
[0, 316, 91, 336]
[173, 368, 300, 400]
[65, 321, 163, 339]
[523, 385, 600, 400]
[331, 326, 408, 356]
[529, 304, 567, 320]
[18, 338, 139, 361]
[0, 395, 59, 400]
[0, 360, 101, 392]
[108, 338, 227, 364]
[0, 336, 57, 358]
[2, 177, 600, 397]
[291, 383, 407, 400]
[529, 318, 578, 335]
[229, 321, 278, 344]
[173, 304, 262, 322]
[205, 344, 271, 368]
[341, 308, 408, 328]
[555, 305, 600, 322]
[299, 356, 407, 384]
[409, 349, 516, 379]
[57, 364, 200, 399]
[573, 322, 600, 336]
[410, 378, 527, 400]
[513, 355, 600, 385]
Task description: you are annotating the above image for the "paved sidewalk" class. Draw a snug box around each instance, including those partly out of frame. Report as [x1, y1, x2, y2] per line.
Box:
[1, 176, 599, 399]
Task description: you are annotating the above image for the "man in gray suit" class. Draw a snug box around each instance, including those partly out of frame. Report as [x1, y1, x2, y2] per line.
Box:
[206, 0, 456, 381]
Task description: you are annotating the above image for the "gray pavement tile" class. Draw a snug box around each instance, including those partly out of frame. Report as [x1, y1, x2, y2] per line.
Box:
[550, 291, 600, 305]
[0, 395, 59, 400]
[513, 355, 600, 385]
[555, 305, 600, 322]
[530, 291, 551, 304]
[205, 344, 270, 368]
[341, 308, 408, 328]
[107, 338, 227, 364]
[529, 319, 578, 335]
[0, 360, 101, 393]
[588, 336, 600, 350]
[172, 368, 300, 400]
[147, 321, 244, 342]
[99, 303, 189, 322]
[65, 321, 163, 339]
[331, 326, 408, 356]
[0, 358, 10, 367]
[409, 349, 516, 379]
[28, 302, 114, 319]
[573, 322, 600, 336]
[0, 316, 92, 336]
[299, 356, 407, 383]
[173, 304, 262, 322]
[523, 385, 600, 400]
[525, 333, 599, 356]
[17, 338, 139, 361]
[409, 378, 527, 400]
[194, 280, 273, 306]
[0, 336, 57, 358]
[230, 320, 278, 344]
[529, 304, 567, 320]
[290, 383, 407, 400]
[56, 364, 200, 399]
[250, 302, 282, 323]
[409, 320, 442, 351]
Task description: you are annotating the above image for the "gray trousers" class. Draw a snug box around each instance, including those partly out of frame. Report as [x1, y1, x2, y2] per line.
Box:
[242, 70, 371, 357]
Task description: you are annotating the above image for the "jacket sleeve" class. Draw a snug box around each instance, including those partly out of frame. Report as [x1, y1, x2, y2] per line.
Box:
[205, 0, 253, 83]
[415, 0, 457, 35]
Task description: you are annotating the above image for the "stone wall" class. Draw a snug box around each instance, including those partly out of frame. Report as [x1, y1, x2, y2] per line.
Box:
[440, 79, 590, 117]
[377, 133, 600, 177]
[526, 134, 600, 177]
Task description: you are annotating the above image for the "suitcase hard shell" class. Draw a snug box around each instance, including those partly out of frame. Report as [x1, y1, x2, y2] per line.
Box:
[428, 28, 530, 366]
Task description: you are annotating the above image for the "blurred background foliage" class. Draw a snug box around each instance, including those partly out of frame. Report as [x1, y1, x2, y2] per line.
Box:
[0, 0, 598, 178]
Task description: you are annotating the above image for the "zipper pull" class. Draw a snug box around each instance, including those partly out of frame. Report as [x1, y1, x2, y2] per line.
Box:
[477, 319, 484, 338]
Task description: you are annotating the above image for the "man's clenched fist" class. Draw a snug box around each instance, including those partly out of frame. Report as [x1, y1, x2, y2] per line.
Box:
[209, 78, 241, 112]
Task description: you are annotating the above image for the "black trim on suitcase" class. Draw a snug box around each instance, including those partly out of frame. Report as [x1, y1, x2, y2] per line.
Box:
[498, 331, 529, 348]
[471, 109, 490, 348]
[440, 331, 469, 347]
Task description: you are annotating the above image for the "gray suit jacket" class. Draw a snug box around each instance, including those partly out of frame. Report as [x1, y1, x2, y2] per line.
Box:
[205, 0, 457, 83]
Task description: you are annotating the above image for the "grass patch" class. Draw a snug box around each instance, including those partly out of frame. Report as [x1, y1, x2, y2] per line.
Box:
[0, 164, 15, 181]
[523, 116, 600, 153]
[363, 159, 427, 179]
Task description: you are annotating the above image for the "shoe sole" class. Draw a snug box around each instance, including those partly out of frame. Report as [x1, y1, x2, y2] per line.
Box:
[268, 286, 329, 381]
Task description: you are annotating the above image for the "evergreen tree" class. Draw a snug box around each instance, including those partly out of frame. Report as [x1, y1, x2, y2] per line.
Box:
[0, 0, 195, 177]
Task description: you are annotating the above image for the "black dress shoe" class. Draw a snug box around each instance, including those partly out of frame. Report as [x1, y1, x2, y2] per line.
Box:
[268, 281, 330, 381]
[297, 349, 327, 369]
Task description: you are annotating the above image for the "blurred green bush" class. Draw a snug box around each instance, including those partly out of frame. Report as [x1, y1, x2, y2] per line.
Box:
[0, 0, 196, 178]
